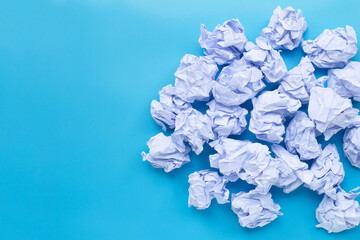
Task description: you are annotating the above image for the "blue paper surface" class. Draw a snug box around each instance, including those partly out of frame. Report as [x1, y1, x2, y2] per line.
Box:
[1, 0, 360, 240]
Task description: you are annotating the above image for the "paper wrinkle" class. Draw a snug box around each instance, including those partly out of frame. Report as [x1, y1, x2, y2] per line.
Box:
[343, 118, 360, 168]
[249, 89, 301, 143]
[174, 54, 218, 103]
[271, 144, 310, 193]
[188, 170, 230, 210]
[261, 6, 307, 50]
[172, 108, 214, 155]
[142, 133, 191, 172]
[327, 61, 360, 101]
[151, 85, 192, 131]
[278, 57, 325, 103]
[206, 100, 248, 138]
[212, 58, 265, 106]
[316, 188, 360, 233]
[308, 87, 359, 140]
[209, 138, 279, 193]
[243, 37, 287, 83]
[199, 19, 248, 65]
[305, 144, 345, 197]
[302, 26, 358, 68]
[231, 189, 282, 228]
[285, 111, 322, 160]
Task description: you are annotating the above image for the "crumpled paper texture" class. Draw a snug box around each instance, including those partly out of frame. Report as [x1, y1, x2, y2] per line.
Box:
[206, 100, 248, 138]
[271, 144, 311, 193]
[316, 188, 360, 233]
[261, 6, 307, 50]
[151, 85, 191, 131]
[308, 87, 359, 141]
[142, 133, 190, 172]
[304, 144, 345, 197]
[231, 189, 282, 228]
[142, 6, 360, 234]
[343, 117, 360, 168]
[302, 26, 358, 68]
[249, 89, 301, 143]
[199, 19, 248, 65]
[212, 58, 265, 106]
[285, 111, 321, 160]
[209, 138, 279, 192]
[278, 57, 325, 103]
[327, 61, 360, 101]
[174, 54, 218, 103]
[172, 108, 214, 155]
[243, 37, 287, 83]
[188, 170, 229, 210]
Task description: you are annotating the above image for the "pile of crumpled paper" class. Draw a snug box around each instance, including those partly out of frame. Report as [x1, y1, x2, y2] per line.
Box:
[142, 6, 360, 233]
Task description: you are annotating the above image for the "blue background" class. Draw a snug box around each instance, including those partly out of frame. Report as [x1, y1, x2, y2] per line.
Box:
[1, 0, 360, 239]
